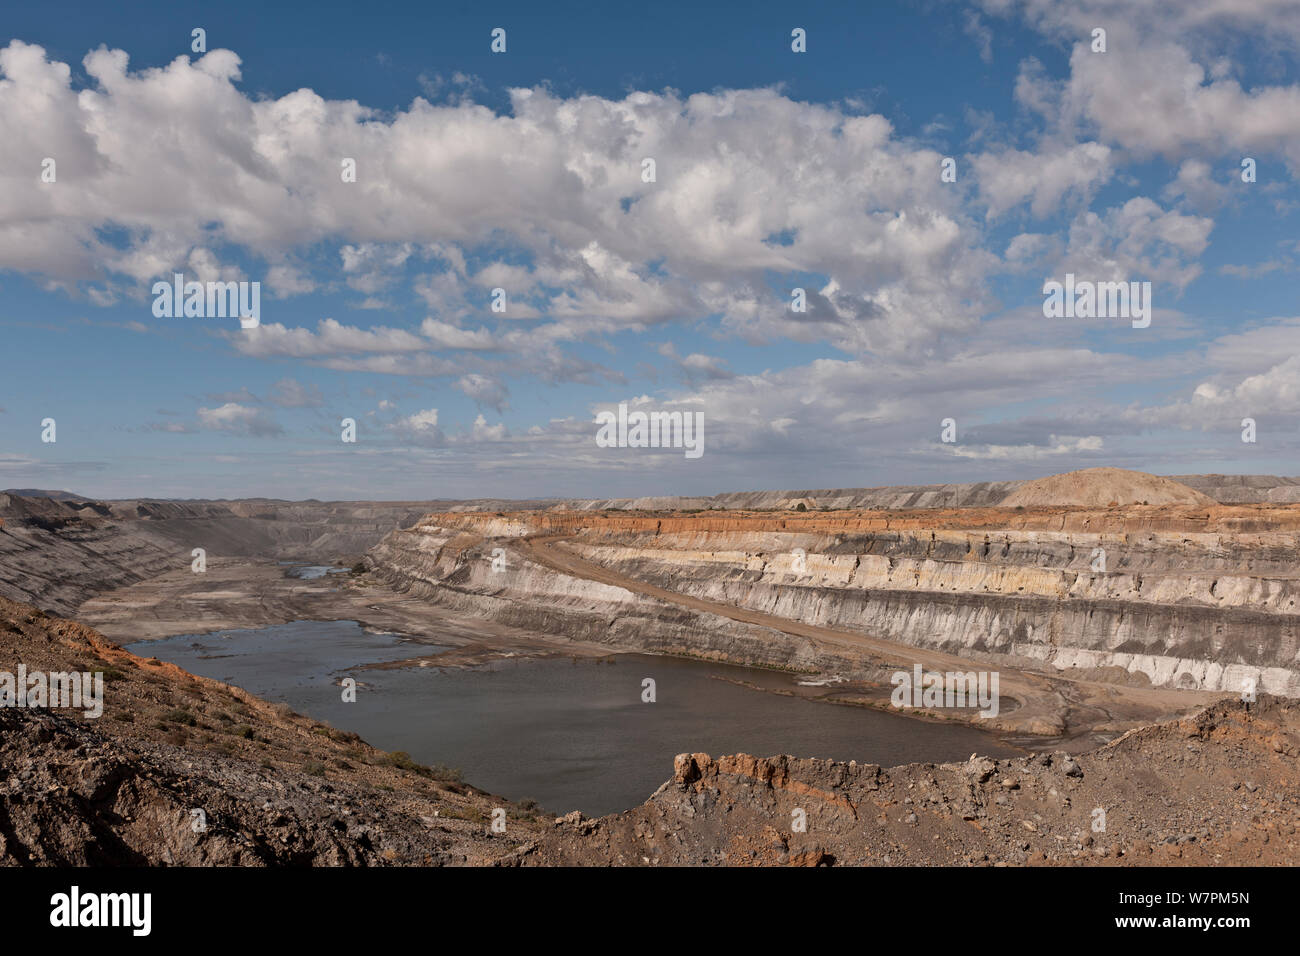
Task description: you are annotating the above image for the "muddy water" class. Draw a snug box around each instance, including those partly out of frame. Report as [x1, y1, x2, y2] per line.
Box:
[283, 565, 350, 580]
[128, 620, 1020, 817]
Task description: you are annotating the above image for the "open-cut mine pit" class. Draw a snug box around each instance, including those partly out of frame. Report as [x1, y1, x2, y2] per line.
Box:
[3, 468, 1299, 866]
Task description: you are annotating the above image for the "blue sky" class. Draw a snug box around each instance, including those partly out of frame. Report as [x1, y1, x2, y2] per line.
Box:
[2, 0, 1300, 500]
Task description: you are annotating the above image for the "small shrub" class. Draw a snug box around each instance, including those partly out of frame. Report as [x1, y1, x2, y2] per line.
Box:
[381, 750, 423, 773]
[429, 763, 463, 783]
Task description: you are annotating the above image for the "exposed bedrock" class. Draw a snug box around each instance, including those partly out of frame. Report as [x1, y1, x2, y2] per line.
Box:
[367, 512, 1300, 697]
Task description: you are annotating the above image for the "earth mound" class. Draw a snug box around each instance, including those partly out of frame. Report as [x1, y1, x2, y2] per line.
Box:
[1000, 467, 1216, 509]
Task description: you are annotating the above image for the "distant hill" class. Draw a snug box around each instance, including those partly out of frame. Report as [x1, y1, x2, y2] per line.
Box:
[2, 489, 86, 501]
[999, 468, 1216, 508]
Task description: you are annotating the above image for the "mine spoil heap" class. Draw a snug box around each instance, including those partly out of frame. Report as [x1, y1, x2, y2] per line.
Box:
[999, 467, 1217, 509]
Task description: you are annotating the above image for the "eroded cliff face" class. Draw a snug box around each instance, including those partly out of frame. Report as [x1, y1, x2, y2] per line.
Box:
[365, 505, 1300, 697]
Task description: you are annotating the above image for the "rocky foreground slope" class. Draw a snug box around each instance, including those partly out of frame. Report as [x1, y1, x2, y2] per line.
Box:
[0, 596, 542, 865]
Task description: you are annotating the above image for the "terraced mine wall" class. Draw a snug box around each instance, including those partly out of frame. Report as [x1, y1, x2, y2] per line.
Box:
[367, 508, 1300, 696]
[365, 518, 871, 678]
